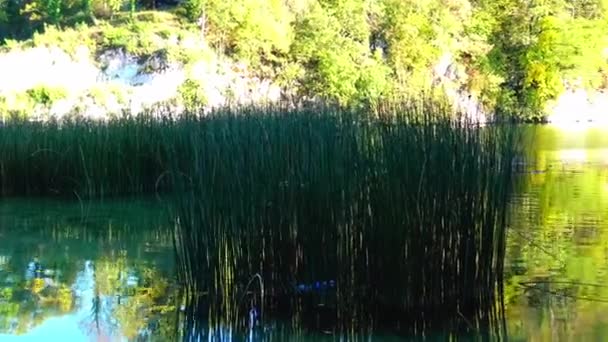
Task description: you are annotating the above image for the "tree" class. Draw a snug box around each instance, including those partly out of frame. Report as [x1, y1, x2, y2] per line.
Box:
[378, 0, 471, 93]
[182, 0, 294, 68]
[290, 1, 384, 105]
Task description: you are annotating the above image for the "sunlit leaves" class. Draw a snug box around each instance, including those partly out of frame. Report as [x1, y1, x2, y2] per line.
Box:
[182, 0, 294, 65]
[290, 1, 383, 105]
[473, 0, 608, 119]
[112, 266, 173, 339]
[521, 16, 564, 111]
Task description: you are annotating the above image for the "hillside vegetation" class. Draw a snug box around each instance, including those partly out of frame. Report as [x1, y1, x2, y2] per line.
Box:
[1, 0, 608, 121]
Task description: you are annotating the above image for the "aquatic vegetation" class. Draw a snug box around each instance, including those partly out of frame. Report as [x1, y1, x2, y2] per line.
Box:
[167, 104, 518, 337]
[0, 104, 518, 338]
[0, 115, 173, 197]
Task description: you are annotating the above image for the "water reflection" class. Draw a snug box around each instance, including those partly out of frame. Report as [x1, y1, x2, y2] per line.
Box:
[0, 199, 176, 341]
[507, 125, 608, 340]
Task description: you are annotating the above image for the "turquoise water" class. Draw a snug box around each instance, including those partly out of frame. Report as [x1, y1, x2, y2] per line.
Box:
[0, 199, 175, 341]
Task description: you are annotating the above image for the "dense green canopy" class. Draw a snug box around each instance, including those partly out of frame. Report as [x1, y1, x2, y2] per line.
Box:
[1, 0, 608, 120]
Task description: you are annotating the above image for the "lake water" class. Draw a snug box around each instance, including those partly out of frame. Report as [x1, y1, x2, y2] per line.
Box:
[506, 125, 608, 340]
[0, 199, 176, 341]
[1, 124, 608, 340]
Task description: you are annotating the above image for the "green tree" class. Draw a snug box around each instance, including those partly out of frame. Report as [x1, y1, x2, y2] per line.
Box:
[290, 0, 390, 106]
[182, 0, 293, 65]
[475, 0, 608, 120]
[520, 16, 564, 117]
[379, 0, 469, 92]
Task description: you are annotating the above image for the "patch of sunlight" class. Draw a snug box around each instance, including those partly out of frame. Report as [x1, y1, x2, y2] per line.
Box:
[558, 149, 588, 163]
[548, 120, 607, 132]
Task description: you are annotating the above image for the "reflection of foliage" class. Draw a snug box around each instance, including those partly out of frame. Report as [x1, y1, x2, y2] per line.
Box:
[0, 279, 71, 334]
[95, 253, 128, 296]
[29, 278, 45, 295]
[0, 287, 20, 331]
[0, 198, 174, 337]
[506, 126, 608, 339]
[37, 284, 73, 312]
[0, 263, 75, 334]
[113, 266, 174, 339]
[92, 254, 176, 340]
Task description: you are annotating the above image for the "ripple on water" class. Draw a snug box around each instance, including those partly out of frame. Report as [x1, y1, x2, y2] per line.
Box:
[506, 125, 608, 340]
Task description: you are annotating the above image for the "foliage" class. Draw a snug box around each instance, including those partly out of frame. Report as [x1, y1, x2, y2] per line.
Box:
[87, 85, 112, 106]
[177, 78, 207, 110]
[99, 22, 159, 55]
[96, 14, 187, 55]
[288, 1, 391, 106]
[31, 23, 95, 55]
[185, 0, 294, 67]
[474, 0, 608, 121]
[380, 0, 467, 91]
[1, 0, 608, 120]
[0, 85, 67, 119]
[26, 85, 68, 106]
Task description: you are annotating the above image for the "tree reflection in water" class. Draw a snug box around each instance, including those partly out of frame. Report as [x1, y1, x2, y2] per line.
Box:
[0, 198, 177, 340]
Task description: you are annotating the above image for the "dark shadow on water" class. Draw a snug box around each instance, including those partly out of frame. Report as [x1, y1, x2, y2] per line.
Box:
[176, 288, 508, 340]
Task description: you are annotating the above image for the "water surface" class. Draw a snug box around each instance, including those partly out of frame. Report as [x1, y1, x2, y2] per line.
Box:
[506, 124, 608, 340]
[0, 198, 176, 341]
[2, 125, 608, 340]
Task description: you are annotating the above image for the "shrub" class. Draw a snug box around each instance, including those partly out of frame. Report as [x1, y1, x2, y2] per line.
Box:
[26, 85, 68, 106]
[32, 23, 94, 55]
[178, 78, 206, 110]
[87, 85, 109, 105]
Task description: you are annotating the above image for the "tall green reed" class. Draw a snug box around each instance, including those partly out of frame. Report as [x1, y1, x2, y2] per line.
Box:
[0, 115, 175, 197]
[0, 102, 516, 338]
[168, 103, 517, 338]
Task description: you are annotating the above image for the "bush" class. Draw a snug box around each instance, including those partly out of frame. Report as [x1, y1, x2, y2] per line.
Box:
[87, 85, 109, 105]
[32, 23, 94, 55]
[1, 92, 35, 117]
[26, 85, 68, 106]
[100, 25, 136, 51]
[91, 0, 127, 18]
[178, 78, 206, 110]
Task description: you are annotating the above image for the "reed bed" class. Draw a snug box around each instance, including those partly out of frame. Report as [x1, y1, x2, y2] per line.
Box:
[0, 115, 174, 197]
[168, 104, 517, 338]
[0, 103, 516, 338]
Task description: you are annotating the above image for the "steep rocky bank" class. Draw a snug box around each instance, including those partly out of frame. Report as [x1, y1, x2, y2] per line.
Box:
[0, 44, 489, 122]
[0, 44, 282, 120]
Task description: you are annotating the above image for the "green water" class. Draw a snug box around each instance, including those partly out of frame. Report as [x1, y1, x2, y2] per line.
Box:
[506, 125, 608, 340]
[1, 124, 607, 340]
